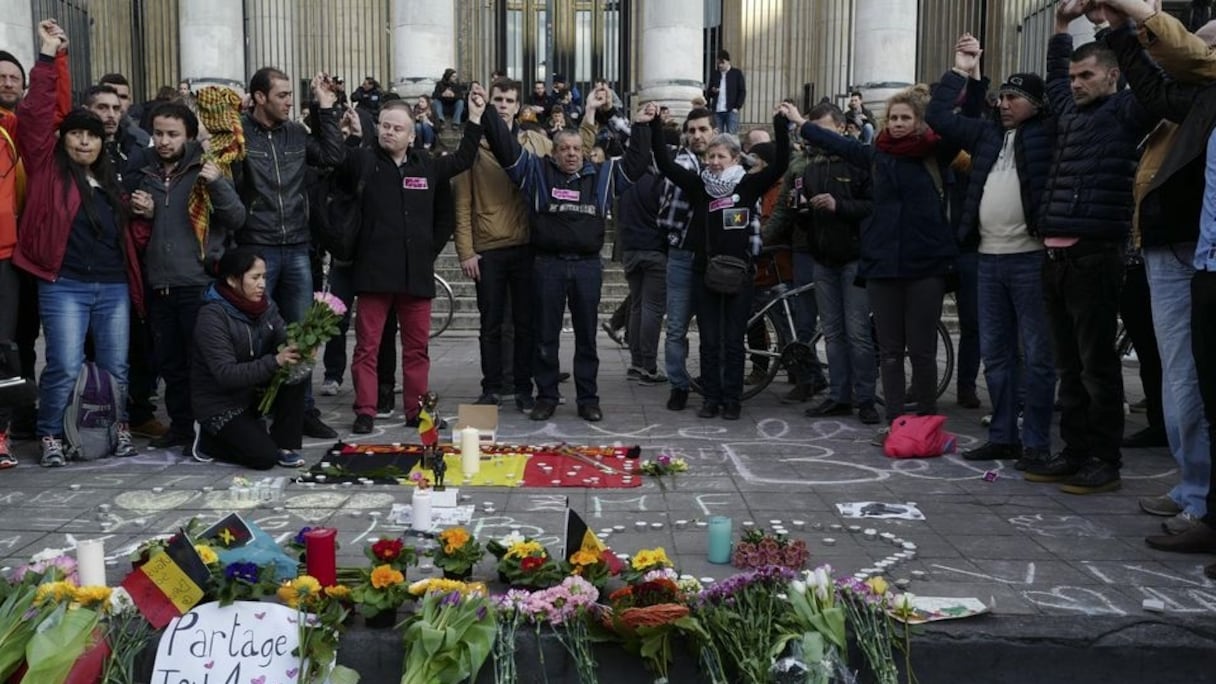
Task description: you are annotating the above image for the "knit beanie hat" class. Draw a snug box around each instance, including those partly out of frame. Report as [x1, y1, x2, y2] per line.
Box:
[999, 73, 1045, 109]
[58, 108, 106, 139]
[0, 51, 25, 87]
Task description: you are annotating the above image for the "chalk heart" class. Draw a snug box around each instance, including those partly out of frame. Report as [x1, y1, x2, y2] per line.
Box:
[251, 677, 266, 684]
[203, 661, 214, 670]
[114, 490, 196, 514]
[286, 668, 299, 678]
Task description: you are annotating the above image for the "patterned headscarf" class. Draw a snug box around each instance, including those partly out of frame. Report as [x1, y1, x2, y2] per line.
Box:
[187, 86, 246, 258]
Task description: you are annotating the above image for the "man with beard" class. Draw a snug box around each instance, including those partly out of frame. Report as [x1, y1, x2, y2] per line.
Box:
[129, 102, 246, 452]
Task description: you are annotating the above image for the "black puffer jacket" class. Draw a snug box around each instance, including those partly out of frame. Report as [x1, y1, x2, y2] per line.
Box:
[1038, 31, 1154, 241]
[236, 109, 345, 246]
[191, 284, 287, 421]
[926, 70, 1055, 247]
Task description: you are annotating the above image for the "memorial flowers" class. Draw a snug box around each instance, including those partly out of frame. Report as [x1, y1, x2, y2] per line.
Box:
[639, 453, 688, 492]
[399, 580, 496, 684]
[603, 576, 695, 683]
[836, 577, 901, 684]
[433, 527, 485, 579]
[693, 565, 799, 684]
[366, 537, 416, 572]
[351, 564, 409, 618]
[621, 546, 673, 584]
[732, 528, 810, 571]
[787, 565, 847, 684]
[102, 587, 154, 684]
[487, 534, 563, 589]
[213, 560, 278, 606]
[258, 291, 346, 414]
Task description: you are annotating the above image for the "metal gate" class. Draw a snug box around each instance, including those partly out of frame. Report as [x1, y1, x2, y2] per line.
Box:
[28, 0, 92, 103]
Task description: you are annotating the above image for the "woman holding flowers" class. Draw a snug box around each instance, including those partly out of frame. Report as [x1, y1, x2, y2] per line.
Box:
[189, 247, 307, 469]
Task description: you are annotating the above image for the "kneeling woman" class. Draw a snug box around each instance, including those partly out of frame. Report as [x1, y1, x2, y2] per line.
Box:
[189, 247, 307, 469]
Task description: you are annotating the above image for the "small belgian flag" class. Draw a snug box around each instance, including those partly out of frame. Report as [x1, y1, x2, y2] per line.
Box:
[121, 532, 212, 629]
[564, 507, 623, 574]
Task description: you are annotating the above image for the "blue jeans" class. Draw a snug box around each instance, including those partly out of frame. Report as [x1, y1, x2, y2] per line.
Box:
[791, 252, 825, 386]
[533, 255, 601, 406]
[37, 278, 129, 437]
[415, 122, 436, 149]
[1144, 245, 1210, 518]
[260, 244, 315, 406]
[955, 251, 981, 393]
[813, 259, 875, 406]
[664, 248, 697, 390]
[979, 252, 1056, 450]
[714, 110, 739, 134]
[436, 99, 465, 124]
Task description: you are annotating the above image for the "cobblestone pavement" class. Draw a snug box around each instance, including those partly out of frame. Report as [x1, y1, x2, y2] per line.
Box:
[2, 333, 1211, 622]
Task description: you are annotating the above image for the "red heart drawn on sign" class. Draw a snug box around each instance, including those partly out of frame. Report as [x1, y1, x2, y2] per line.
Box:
[251, 676, 266, 684]
[204, 661, 214, 669]
[254, 611, 266, 620]
[286, 668, 299, 677]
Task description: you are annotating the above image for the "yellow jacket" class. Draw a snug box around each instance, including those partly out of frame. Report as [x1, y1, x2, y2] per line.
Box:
[452, 127, 553, 261]
[1139, 12, 1216, 81]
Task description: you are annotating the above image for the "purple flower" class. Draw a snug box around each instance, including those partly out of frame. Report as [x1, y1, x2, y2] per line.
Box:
[224, 562, 260, 583]
[476, 605, 488, 621]
[441, 591, 463, 608]
[657, 453, 672, 467]
[293, 527, 313, 545]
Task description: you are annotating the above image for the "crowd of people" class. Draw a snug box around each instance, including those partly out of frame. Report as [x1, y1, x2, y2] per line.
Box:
[0, 0, 1214, 578]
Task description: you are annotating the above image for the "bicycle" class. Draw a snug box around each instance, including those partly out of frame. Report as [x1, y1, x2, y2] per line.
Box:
[430, 273, 455, 338]
[683, 280, 954, 402]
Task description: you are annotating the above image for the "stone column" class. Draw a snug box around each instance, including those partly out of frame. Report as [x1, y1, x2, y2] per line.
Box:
[245, 0, 297, 88]
[0, 0, 34, 73]
[851, 0, 917, 109]
[178, 0, 245, 91]
[636, 0, 705, 119]
[392, 0, 456, 99]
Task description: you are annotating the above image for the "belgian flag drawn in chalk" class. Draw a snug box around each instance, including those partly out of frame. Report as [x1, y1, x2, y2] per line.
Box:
[121, 532, 212, 629]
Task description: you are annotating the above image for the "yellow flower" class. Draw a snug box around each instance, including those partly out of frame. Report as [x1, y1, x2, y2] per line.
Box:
[866, 576, 889, 596]
[277, 575, 323, 608]
[34, 580, 77, 606]
[570, 549, 600, 567]
[408, 577, 465, 596]
[630, 547, 671, 570]
[73, 585, 112, 609]
[194, 544, 219, 566]
[370, 564, 405, 589]
[439, 527, 471, 554]
[504, 540, 544, 560]
[324, 585, 351, 601]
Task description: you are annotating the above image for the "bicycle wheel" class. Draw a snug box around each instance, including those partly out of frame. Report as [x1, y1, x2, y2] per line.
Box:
[686, 307, 788, 400]
[935, 320, 954, 400]
[430, 274, 455, 339]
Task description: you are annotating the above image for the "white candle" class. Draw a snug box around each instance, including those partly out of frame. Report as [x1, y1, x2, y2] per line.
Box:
[412, 488, 433, 532]
[76, 539, 106, 587]
[460, 427, 481, 477]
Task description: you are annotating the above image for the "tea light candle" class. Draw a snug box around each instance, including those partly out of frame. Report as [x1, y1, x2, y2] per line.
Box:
[320, 462, 332, 469]
[902, 542, 917, 551]
[741, 520, 755, 529]
[769, 519, 783, 526]
[76, 539, 106, 587]
[910, 570, 927, 579]
[635, 521, 648, 530]
[675, 520, 689, 530]
[613, 525, 626, 532]
[152, 487, 164, 493]
[699, 577, 715, 585]
[792, 520, 806, 529]
[707, 516, 732, 564]
[650, 522, 664, 530]
[829, 523, 843, 531]
[69, 484, 81, 491]
[863, 528, 878, 540]
[895, 578, 912, 589]
[304, 528, 338, 586]
[848, 525, 862, 533]
[694, 520, 708, 528]
[822, 538, 836, 546]
[880, 532, 896, 542]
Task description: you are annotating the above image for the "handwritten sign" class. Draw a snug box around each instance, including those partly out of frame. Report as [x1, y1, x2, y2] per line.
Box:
[152, 601, 306, 684]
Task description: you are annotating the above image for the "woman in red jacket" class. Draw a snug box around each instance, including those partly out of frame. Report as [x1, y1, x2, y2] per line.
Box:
[14, 20, 141, 467]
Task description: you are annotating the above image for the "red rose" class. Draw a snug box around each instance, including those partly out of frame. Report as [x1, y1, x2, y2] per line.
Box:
[373, 538, 404, 561]
[520, 556, 545, 572]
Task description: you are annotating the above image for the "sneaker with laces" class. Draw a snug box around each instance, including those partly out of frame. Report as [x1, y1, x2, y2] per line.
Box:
[302, 409, 338, 439]
[114, 423, 137, 457]
[1015, 446, 1051, 472]
[1162, 511, 1200, 535]
[352, 414, 374, 434]
[0, 432, 15, 469]
[1139, 494, 1183, 518]
[626, 367, 644, 382]
[40, 436, 66, 468]
[474, 393, 501, 406]
[277, 450, 306, 468]
[320, 379, 341, 396]
[638, 369, 668, 386]
[1058, 459, 1121, 495]
[515, 394, 536, 413]
[1022, 450, 1083, 482]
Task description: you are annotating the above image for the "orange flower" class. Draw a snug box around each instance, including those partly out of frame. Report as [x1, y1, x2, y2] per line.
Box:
[370, 564, 405, 589]
[440, 527, 471, 555]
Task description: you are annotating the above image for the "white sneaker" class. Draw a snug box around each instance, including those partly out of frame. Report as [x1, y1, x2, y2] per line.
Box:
[320, 379, 340, 396]
[40, 436, 66, 467]
[114, 423, 137, 457]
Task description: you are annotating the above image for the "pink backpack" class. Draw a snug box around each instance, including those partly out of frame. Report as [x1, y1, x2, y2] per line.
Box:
[883, 414, 956, 459]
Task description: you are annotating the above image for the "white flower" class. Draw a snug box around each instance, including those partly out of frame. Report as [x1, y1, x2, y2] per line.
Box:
[893, 592, 916, 613]
[643, 567, 678, 583]
[500, 531, 526, 547]
[108, 587, 136, 615]
[790, 579, 807, 595]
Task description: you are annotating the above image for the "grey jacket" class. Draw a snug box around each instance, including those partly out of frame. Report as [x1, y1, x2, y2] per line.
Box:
[191, 285, 287, 421]
[236, 108, 345, 246]
[134, 142, 246, 289]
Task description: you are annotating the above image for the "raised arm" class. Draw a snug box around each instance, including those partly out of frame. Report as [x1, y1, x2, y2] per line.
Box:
[925, 70, 991, 153]
[434, 90, 486, 182]
[648, 117, 700, 195]
[305, 73, 346, 167]
[1046, 1, 1087, 118]
[1107, 19, 1198, 123]
[798, 120, 873, 169]
[747, 111, 790, 191]
[15, 20, 68, 169]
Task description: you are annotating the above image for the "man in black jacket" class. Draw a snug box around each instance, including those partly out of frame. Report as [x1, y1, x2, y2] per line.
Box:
[925, 35, 1058, 472]
[129, 103, 246, 451]
[1025, 0, 1156, 494]
[237, 67, 346, 439]
[480, 84, 652, 422]
[706, 50, 745, 134]
[766, 103, 877, 424]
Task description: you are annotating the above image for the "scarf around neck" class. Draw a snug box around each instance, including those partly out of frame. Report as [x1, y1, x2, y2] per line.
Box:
[700, 164, 746, 198]
[875, 128, 941, 158]
[217, 281, 270, 319]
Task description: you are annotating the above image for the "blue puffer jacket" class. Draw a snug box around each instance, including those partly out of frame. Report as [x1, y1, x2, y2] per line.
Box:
[1037, 30, 1154, 241]
[925, 70, 1056, 248]
[800, 123, 958, 280]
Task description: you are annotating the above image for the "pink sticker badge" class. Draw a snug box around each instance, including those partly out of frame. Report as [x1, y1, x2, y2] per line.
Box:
[709, 197, 735, 212]
[551, 187, 581, 202]
[402, 177, 429, 190]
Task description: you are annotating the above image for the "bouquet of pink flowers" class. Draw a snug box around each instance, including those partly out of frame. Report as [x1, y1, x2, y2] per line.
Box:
[258, 291, 347, 414]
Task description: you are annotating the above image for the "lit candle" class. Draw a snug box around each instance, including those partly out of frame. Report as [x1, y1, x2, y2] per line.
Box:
[412, 487, 433, 532]
[304, 528, 337, 587]
[707, 516, 732, 564]
[460, 427, 481, 477]
[76, 539, 106, 587]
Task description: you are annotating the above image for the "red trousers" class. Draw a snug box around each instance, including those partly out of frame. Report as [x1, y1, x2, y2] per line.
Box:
[352, 292, 431, 419]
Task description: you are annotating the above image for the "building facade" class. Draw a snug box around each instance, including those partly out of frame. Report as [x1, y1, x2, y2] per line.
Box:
[0, 1, 1204, 123]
